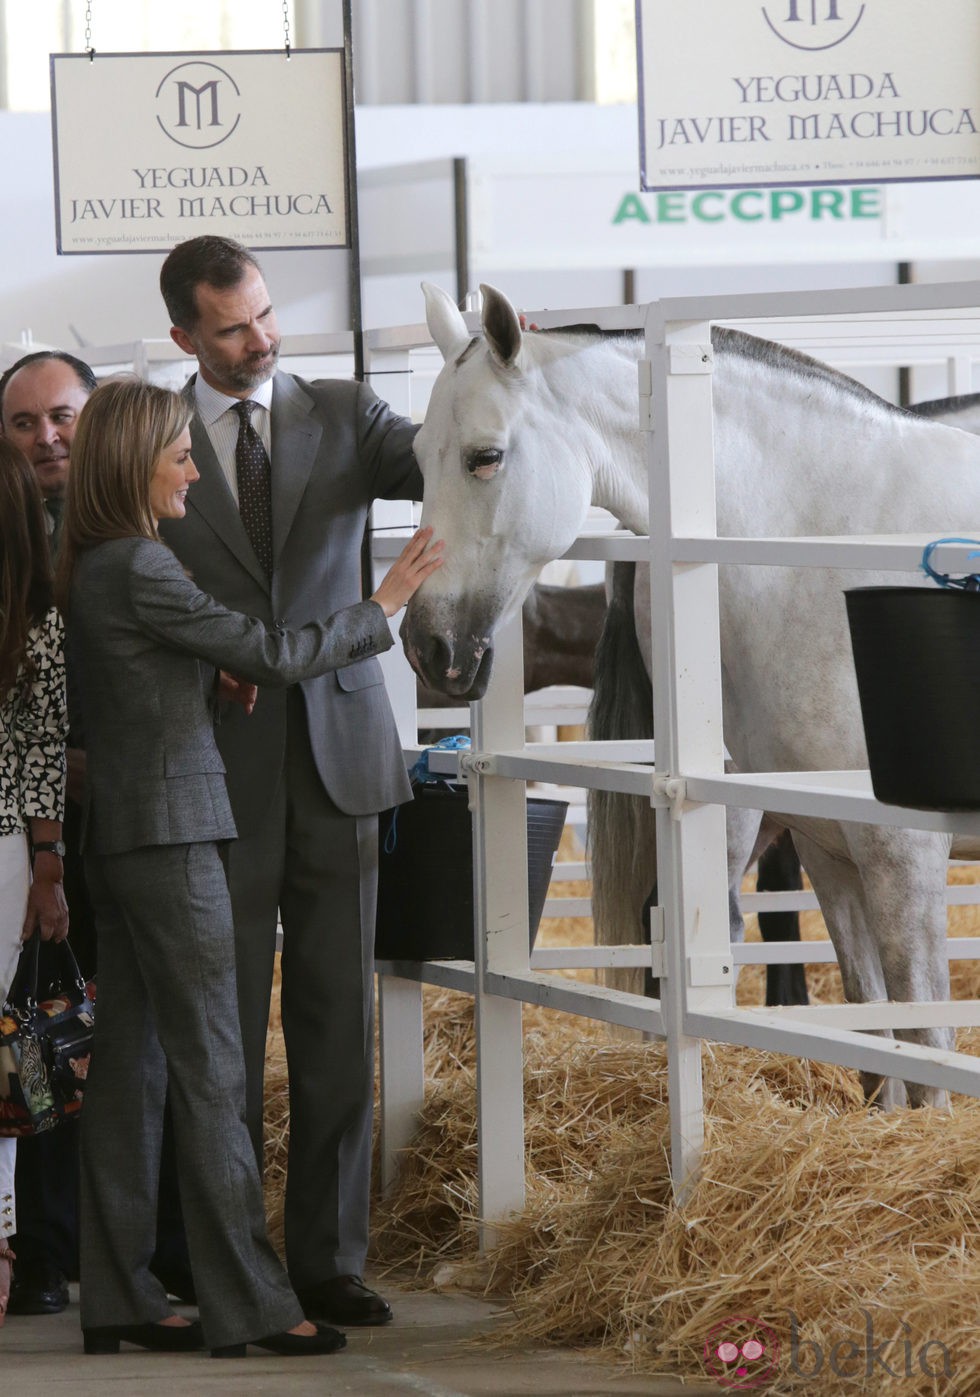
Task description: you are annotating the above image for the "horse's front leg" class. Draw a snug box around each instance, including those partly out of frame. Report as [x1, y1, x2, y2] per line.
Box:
[751, 819, 808, 1007]
[846, 824, 952, 1111]
[725, 804, 765, 953]
[791, 828, 908, 1110]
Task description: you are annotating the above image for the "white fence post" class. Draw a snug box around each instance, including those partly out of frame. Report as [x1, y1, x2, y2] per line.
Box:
[470, 608, 528, 1247]
[369, 336, 427, 1186]
[644, 306, 734, 1200]
[377, 975, 425, 1193]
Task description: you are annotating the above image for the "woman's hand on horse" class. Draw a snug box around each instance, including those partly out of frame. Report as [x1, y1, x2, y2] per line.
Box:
[372, 526, 445, 618]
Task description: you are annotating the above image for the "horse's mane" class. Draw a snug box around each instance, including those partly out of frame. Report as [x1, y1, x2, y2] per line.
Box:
[910, 390, 980, 419]
[712, 325, 913, 415]
[534, 321, 912, 418]
[535, 325, 643, 347]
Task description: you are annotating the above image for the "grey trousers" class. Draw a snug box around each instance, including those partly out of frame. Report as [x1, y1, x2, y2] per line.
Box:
[80, 842, 303, 1348]
[223, 687, 378, 1288]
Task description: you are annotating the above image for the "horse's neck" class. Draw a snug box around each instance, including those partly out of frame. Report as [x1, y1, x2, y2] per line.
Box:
[715, 346, 980, 536]
[593, 460, 650, 535]
[542, 337, 650, 534]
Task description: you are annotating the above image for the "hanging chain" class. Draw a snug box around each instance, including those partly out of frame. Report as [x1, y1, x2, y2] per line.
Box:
[84, 0, 95, 61]
[282, 0, 291, 59]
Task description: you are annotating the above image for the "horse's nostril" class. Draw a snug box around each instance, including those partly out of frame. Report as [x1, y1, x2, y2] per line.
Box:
[429, 635, 454, 681]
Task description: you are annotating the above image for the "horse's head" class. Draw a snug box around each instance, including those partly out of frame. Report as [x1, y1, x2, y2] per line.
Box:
[402, 283, 595, 699]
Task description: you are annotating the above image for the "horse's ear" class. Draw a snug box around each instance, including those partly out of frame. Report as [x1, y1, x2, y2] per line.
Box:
[480, 283, 522, 368]
[422, 282, 470, 362]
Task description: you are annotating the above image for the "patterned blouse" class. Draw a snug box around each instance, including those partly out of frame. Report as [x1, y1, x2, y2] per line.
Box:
[0, 607, 67, 837]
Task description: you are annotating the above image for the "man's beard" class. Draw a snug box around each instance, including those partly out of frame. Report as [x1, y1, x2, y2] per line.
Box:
[210, 341, 281, 392]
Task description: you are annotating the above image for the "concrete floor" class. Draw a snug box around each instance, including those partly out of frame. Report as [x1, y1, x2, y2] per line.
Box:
[1, 1279, 721, 1396]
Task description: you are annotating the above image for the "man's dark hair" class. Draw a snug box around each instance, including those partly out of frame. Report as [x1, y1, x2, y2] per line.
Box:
[0, 350, 97, 423]
[160, 236, 263, 331]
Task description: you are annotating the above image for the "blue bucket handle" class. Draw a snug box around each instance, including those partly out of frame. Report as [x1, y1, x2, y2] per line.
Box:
[920, 537, 980, 593]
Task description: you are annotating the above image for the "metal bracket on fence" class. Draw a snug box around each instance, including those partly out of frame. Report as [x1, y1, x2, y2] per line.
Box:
[459, 750, 496, 811]
[460, 751, 496, 777]
[648, 903, 666, 979]
[639, 345, 713, 430]
[688, 954, 734, 987]
[652, 774, 688, 821]
[638, 358, 654, 431]
[669, 342, 714, 375]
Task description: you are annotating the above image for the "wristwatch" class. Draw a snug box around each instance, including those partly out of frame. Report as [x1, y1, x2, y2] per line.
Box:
[32, 840, 66, 857]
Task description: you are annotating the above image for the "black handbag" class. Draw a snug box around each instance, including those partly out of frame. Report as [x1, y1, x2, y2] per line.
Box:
[0, 937, 95, 1137]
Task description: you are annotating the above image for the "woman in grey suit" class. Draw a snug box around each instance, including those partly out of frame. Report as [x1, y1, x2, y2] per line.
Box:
[56, 379, 441, 1358]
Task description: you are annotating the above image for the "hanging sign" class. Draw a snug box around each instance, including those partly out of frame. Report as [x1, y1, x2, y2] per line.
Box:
[636, 1, 980, 192]
[50, 50, 350, 254]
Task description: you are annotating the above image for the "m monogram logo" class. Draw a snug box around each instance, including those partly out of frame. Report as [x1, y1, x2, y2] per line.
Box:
[762, 0, 866, 51]
[155, 60, 242, 149]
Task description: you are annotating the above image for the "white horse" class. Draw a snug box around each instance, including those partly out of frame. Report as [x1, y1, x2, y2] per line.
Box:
[404, 282, 980, 1109]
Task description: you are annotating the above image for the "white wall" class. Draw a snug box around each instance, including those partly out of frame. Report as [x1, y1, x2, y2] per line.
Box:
[341, 0, 594, 105]
[1, 100, 978, 360]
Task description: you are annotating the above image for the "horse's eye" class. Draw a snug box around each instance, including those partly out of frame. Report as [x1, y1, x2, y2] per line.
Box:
[467, 448, 503, 480]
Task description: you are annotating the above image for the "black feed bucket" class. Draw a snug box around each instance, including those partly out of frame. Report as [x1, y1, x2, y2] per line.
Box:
[375, 783, 568, 960]
[845, 585, 980, 810]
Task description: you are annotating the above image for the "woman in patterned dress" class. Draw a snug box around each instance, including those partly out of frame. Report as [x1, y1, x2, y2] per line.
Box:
[0, 439, 69, 1322]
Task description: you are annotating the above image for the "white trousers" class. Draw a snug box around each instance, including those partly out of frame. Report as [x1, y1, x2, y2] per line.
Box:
[0, 832, 29, 1240]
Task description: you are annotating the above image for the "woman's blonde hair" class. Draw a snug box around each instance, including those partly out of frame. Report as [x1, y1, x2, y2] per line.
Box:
[55, 377, 192, 610]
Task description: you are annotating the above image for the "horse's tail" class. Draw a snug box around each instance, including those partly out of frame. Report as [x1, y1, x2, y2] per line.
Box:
[587, 560, 658, 997]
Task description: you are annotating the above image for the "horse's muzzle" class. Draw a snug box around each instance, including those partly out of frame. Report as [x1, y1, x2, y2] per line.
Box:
[402, 619, 494, 701]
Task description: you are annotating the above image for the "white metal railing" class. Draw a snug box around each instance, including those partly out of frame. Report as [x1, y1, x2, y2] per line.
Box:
[372, 280, 980, 1232]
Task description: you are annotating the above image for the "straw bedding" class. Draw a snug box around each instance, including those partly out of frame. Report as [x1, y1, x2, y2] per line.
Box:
[262, 853, 980, 1395]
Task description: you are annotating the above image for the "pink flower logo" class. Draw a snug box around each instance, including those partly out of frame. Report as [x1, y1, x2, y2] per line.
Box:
[704, 1316, 781, 1389]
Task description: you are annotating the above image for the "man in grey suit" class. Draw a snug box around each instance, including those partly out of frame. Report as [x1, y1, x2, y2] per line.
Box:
[157, 236, 422, 1327]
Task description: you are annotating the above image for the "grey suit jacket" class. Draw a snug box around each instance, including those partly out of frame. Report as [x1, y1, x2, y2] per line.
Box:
[69, 536, 395, 856]
[159, 372, 423, 835]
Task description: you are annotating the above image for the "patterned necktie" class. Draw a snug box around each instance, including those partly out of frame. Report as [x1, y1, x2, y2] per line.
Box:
[232, 399, 273, 576]
[45, 496, 64, 558]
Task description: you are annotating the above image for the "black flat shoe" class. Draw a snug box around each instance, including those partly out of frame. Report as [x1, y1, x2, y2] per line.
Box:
[8, 1259, 69, 1316]
[211, 1321, 346, 1358]
[83, 1319, 205, 1354]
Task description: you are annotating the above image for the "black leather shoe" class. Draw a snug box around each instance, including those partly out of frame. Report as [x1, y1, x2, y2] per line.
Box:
[149, 1259, 197, 1305]
[296, 1275, 393, 1326]
[7, 1260, 69, 1316]
[83, 1319, 205, 1354]
[211, 1321, 346, 1358]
